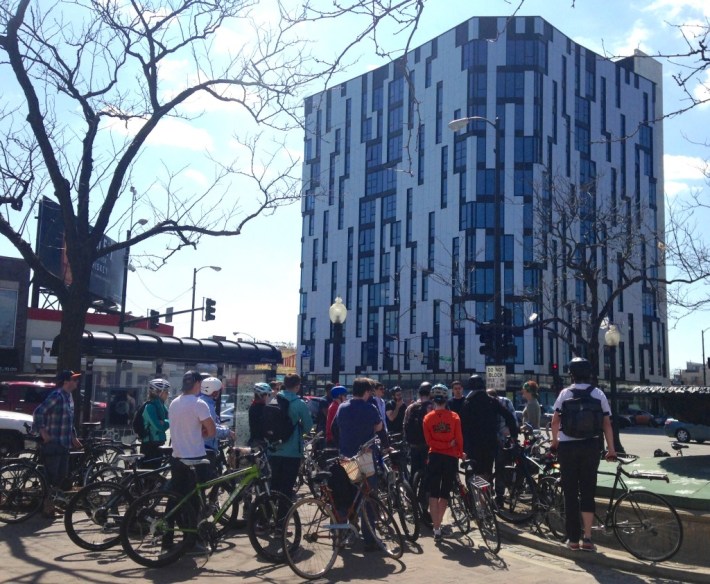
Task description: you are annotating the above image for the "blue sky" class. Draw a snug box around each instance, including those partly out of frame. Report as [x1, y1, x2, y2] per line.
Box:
[2, 0, 709, 374]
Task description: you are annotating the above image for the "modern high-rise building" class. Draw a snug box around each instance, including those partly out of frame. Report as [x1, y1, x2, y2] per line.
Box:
[298, 15, 668, 388]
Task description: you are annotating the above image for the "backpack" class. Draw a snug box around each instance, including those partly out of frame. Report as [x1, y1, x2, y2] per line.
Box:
[405, 401, 429, 446]
[561, 387, 604, 439]
[262, 394, 295, 443]
[132, 401, 149, 439]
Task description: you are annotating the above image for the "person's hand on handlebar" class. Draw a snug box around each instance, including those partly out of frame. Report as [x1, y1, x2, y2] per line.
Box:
[605, 448, 617, 462]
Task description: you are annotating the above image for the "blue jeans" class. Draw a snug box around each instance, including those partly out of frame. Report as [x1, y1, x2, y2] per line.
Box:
[41, 442, 69, 489]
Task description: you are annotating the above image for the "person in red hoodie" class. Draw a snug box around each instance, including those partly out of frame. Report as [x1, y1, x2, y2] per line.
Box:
[423, 383, 464, 543]
[326, 385, 347, 445]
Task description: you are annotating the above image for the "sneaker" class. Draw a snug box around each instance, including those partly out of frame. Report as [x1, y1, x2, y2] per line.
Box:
[440, 524, 453, 537]
[581, 538, 596, 552]
[433, 530, 442, 543]
[567, 540, 580, 551]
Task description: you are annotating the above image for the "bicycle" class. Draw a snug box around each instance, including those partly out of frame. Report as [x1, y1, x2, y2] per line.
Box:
[455, 459, 501, 554]
[587, 453, 683, 562]
[119, 445, 296, 568]
[281, 436, 403, 580]
[63, 452, 171, 551]
[376, 441, 420, 542]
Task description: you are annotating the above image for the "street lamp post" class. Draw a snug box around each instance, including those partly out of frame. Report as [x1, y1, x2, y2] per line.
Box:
[233, 331, 257, 342]
[190, 265, 222, 337]
[449, 116, 503, 364]
[118, 218, 148, 333]
[605, 324, 624, 453]
[702, 327, 710, 386]
[329, 297, 348, 384]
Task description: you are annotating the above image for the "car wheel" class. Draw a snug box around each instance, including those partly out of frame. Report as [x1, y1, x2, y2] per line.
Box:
[675, 428, 691, 443]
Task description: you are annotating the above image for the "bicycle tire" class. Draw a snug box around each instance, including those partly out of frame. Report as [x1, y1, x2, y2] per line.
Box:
[0, 462, 45, 523]
[392, 480, 420, 542]
[361, 495, 404, 559]
[412, 471, 432, 528]
[537, 476, 565, 541]
[470, 481, 500, 554]
[449, 487, 471, 535]
[612, 490, 683, 562]
[120, 490, 195, 568]
[247, 490, 300, 563]
[496, 468, 536, 524]
[282, 497, 339, 580]
[64, 481, 132, 551]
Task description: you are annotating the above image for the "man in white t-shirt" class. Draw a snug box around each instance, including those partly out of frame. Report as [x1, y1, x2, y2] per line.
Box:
[168, 370, 217, 509]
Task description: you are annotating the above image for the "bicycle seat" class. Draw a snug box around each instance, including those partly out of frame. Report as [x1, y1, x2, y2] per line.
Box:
[671, 442, 688, 450]
[119, 453, 144, 463]
[312, 470, 332, 483]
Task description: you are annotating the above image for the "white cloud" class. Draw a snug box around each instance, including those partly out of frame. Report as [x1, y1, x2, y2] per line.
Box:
[104, 114, 214, 151]
[664, 153, 707, 181]
[645, 0, 710, 20]
[665, 181, 691, 197]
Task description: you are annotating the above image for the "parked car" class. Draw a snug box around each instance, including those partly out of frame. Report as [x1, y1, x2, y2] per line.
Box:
[625, 407, 667, 427]
[664, 418, 710, 443]
[0, 380, 106, 425]
[0, 409, 34, 457]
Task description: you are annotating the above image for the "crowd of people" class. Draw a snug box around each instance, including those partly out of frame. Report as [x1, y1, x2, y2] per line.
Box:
[32, 358, 616, 554]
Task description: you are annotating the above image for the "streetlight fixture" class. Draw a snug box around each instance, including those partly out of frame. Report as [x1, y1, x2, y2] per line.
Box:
[190, 265, 221, 337]
[233, 331, 257, 342]
[604, 324, 624, 453]
[118, 218, 148, 333]
[702, 326, 710, 387]
[449, 115, 504, 363]
[329, 296, 348, 384]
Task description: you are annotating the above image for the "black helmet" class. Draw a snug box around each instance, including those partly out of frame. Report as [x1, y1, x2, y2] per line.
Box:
[467, 375, 486, 392]
[568, 357, 592, 379]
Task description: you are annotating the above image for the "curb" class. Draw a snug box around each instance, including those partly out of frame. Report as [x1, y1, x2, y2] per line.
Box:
[499, 523, 710, 584]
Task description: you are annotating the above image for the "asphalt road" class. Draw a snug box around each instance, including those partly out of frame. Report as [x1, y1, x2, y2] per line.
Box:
[617, 425, 710, 458]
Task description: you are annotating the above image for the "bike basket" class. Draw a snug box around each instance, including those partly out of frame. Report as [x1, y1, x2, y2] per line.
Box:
[341, 450, 376, 482]
[341, 458, 362, 482]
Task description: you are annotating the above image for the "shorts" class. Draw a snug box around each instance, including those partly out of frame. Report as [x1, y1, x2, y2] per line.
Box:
[426, 452, 458, 500]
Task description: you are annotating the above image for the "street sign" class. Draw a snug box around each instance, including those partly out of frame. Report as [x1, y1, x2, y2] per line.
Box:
[301, 347, 311, 358]
[486, 365, 506, 392]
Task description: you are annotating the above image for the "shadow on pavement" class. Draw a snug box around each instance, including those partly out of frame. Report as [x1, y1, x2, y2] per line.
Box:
[658, 454, 710, 481]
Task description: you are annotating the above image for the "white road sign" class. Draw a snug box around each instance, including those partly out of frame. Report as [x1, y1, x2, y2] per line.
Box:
[486, 365, 506, 392]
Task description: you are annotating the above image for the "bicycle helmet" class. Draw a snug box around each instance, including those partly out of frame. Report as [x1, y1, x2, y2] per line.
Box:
[431, 383, 449, 403]
[331, 385, 347, 399]
[200, 376, 223, 396]
[148, 378, 171, 394]
[568, 357, 592, 379]
[254, 382, 271, 396]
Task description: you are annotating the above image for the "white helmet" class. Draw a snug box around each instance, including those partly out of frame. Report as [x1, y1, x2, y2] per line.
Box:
[201, 376, 223, 396]
[148, 378, 171, 394]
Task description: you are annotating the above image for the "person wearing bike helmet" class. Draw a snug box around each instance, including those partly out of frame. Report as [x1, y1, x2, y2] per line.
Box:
[140, 378, 171, 467]
[423, 384, 463, 543]
[326, 385, 347, 445]
[198, 376, 236, 468]
[248, 382, 272, 446]
[551, 357, 616, 552]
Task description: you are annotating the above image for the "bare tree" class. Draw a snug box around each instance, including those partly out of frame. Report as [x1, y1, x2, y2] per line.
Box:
[0, 0, 431, 374]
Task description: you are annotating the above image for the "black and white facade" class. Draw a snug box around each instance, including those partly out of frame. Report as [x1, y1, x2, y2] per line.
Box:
[298, 16, 668, 385]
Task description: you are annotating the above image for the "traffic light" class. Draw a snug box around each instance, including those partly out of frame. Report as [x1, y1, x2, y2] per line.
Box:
[499, 326, 517, 359]
[149, 309, 160, 329]
[478, 322, 494, 357]
[549, 362, 559, 375]
[204, 297, 217, 321]
[707, 357, 710, 370]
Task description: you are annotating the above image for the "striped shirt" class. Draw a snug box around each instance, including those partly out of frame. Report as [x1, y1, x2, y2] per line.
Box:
[33, 388, 77, 448]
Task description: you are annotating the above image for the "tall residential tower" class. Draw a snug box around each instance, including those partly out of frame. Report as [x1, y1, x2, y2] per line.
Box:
[298, 16, 667, 387]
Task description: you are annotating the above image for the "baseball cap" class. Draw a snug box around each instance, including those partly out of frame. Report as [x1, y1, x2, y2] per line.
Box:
[56, 370, 81, 383]
[181, 370, 206, 391]
[331, 385, 347, 399]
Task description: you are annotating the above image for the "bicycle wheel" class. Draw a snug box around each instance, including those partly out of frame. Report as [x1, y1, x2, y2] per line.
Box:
[612, 490, 683, 562]
[0, 462, 45, 523]
[392, 480, 420, 542]
[496, 468, 536, 524]
[120, 490, 195, 568]
[282, 497, 339, 580]
[448, 488, 471, 535]
[537, 476, 565, 541]
[412, 471, 432, 528]
[247, 490, 300, 563]
[470, 481, 500, 554]
[361, 495, 403, 559]
[64, 481, 131, 551]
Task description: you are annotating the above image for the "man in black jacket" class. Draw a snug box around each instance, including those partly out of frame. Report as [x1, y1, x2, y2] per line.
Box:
[459, 375, 517, 481]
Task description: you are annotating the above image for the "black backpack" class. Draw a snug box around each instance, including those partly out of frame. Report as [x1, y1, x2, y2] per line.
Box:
[561, 387, 604, 439]
[262, 394, 295, 443]
[132, 401, 149, 439]
[405, 401, 430, 446]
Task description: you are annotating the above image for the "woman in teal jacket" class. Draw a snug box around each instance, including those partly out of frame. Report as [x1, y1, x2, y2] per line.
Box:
[141, 379, 171, 467]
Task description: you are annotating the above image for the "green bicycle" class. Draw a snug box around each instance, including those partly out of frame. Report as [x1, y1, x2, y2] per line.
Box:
[119, 446, 299, 568]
